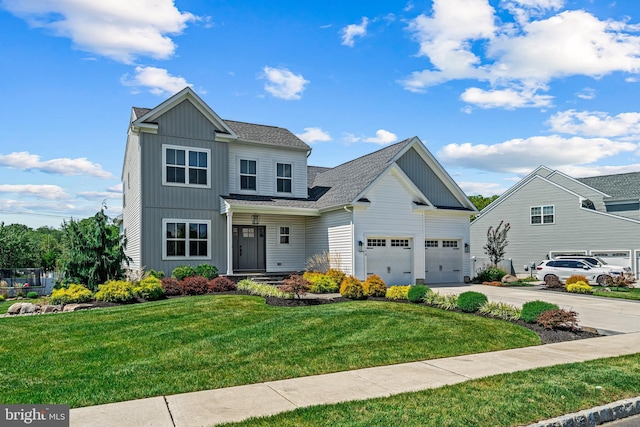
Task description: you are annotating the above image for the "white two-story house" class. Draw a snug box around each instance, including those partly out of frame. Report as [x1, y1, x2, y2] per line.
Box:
[122, 88, 476, 285]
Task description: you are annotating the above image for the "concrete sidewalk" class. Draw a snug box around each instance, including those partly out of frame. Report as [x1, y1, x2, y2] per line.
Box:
[70, 332, 640, 427]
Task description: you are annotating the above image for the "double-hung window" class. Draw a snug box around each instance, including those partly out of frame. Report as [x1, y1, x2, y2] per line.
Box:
[164, 219, 210, 259]
[531, 205, 554, 224]
[163, 145, 210, 187]
[240, 159, 257, 190]
[279, 226, 290, 244]
[276, 163, 292, 193]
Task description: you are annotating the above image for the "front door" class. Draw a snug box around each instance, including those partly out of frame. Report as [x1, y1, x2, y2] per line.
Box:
[233, 226, 266, 271]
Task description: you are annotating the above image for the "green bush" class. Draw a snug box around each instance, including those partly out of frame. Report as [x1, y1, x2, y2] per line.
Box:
[407, 285, 430, 303]
[27, 291, 39, 299]
[363, 274, 387, 297]
[340, 276, 366, 300]
[196, 264, 218, 279]
[0, 295, 4, 302]
[326, 269, 346, 287]
[172, 265, 197, 281]
[237, 279, 292, 299]
[478, 301, 521, 321]
[134, 277, 164, 301]
[457, 291, 488, 313]
[476, 266, 507, 282]
[50, 284, 93, 305]
[95, 280, 136, 303]
[521, 300, 559, 323]
[424, 292, 459, 310]
[306, 274, 339, 293]
[147, 269, 165, 279]
[385, 285, 410, 301]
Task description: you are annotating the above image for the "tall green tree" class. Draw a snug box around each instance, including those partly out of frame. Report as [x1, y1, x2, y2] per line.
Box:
[484, 220, 511, 267]
[59, 205, 130, 289]
[468, 194, 499, 211]
[0, 223, 40, 268]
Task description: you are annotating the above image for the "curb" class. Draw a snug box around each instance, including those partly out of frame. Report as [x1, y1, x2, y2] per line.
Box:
[523, 396, 640, 427]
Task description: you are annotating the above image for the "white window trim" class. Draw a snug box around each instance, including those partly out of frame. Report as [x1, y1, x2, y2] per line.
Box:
[162, 218, 212, 261]
[162, 144, 211, 189]
[278, 225, 290, 245]
[238, 157, 259, 194]
[275, 162, 293, 194]
[530, 204, 555, 225]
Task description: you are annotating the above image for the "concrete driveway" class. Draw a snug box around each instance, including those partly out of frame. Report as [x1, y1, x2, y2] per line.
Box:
[429, 283, 640, 335]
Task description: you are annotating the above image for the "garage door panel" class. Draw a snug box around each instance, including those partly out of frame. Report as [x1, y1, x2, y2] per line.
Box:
[425, 239, 462, 284]
[366, 238, 412, 286]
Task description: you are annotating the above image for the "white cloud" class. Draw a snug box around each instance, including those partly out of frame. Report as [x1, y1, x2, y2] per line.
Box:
[77, 191, 122, 200]
[262, 66, 309, 100]
[295, 127, 332, 144]
[438, 135, 636, 174]
[557, 163, 640, 178]
[341, 17, 369, 47]
[108, 183, 123, 193]
[2, 0, 200, 63]
[342, 133, 361, 144]
[548, 110, 640, 137]
[457, 181, 509, 196]
[0, 184, 68, 200]
[461, 86, 552, 109]
[363, 129, 398, 145]
[0, 152, 114, 178]
[502, 0, 565, 25]
[1, 0, 197, 63]
[576, 87, 596, 100]
[122, 66, 192, 96]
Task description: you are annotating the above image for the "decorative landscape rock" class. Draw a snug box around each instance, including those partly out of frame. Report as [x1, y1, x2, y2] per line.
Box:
[19, 303, 39, 315]
[62, 303, 95, 312]
[501, 274, 519, 283]
[7, 303, 23, 315]
[41, 305, 62, 313]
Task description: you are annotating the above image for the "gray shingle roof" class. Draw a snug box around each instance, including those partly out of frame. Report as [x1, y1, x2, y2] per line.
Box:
[307, 166, 331, 187]
[577, 171, 640, 200]
[222, 194, 319, 209]
[132, 107, 152, 119]
[223, 120, 310, 150]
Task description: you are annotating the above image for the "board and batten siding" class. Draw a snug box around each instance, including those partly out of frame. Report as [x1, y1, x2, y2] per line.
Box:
[353, 169, 425, 282]
[228, 143, 308, 198]
[470, 176, 640, 276]
[396, 147, 463, 208]
[122, 131, 142, 271]
[233, 213, 306, 272]
[424, 211, 472, 280]
[305, 209, 353, 275]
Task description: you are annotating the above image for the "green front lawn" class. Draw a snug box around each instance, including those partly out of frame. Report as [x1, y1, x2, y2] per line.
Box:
[592, 287, 640, 301]
[227, 353, 640, 427]
[0, 295, 539, 408]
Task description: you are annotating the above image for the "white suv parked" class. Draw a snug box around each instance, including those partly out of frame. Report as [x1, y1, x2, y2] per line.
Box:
[536, 259, 615, 285]
[554, 256, 631, 274]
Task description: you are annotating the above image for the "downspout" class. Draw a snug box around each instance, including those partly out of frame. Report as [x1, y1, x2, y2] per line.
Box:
[344, 205, 354, 277]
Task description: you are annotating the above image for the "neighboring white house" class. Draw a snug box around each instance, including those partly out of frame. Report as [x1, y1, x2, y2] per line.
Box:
[122, 87, 477, 285]
[470, 166, 640, 277]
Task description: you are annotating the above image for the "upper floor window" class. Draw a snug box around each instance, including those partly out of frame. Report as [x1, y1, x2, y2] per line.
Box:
[163, 145, 210, 187]
[276, 163, 292, 193]
[163, 219, 210, 259]
[531, 205, 554, 224]
[240, 159, 257, 190]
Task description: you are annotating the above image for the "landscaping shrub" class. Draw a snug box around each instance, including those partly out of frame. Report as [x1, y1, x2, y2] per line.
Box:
[147, 269, 165, 279]
[307, 275, 339, 293]
[407, 285, 430, 303]
[566, 275, 589, 285]
[27, 291, 39, 299]
[280, 274, 311, 299]
[457, 291, 488, 313]
[303, 271, 323, 283]
[521, 300, 559, 323]
[385, 285, 410, 301]
[180, 276, 210, 295]
[0, 295, 4, 302]
[50, 284, 93, 305]
[172, 265, 197, 281]
[95, 280, 136, 303]
[325, 269, 346, 287]
[237, 279, 292, 299]
[363, 274, 387, 297]
[209, 276, 237, 292]
[134, 277, 164, 301]
[424, 292, 458, 310]
[196, 264, 218, 279]
[478, 301, 521, 321]
[537, 309, 579, 331]
[340, 276, 366, 300]
[567, 281, 593, 294]
[475, 266, 507, 283]
[544, 275, 563, 289]
[161, 278, 181, 296]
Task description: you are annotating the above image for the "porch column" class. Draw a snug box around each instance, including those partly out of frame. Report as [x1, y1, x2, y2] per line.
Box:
[226, 211, 233, 275]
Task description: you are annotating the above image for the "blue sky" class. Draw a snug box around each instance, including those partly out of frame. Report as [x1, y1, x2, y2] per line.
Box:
[2, 0, 640, 228]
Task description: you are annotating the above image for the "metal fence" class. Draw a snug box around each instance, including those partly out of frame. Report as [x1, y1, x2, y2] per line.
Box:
[0, 268, 47, 297]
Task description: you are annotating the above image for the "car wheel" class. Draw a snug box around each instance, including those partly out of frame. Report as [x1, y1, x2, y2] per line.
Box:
[596, 275, 610, 286]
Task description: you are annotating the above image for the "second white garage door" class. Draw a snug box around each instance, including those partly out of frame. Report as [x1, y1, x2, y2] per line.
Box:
[366, 237, 413, 286]
[425, 239, 462, 283]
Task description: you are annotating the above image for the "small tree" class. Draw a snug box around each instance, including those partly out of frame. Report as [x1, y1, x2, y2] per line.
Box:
[484, 220, 511, 267]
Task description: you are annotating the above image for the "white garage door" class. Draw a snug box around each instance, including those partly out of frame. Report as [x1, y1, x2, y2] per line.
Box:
[425, 239, 462, 284]
[591, 251, 631, 270]
[366, 238, 412, 286]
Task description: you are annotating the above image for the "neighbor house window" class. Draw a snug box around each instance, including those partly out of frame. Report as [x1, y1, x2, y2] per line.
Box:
[163, 219, 210, 259]
[163, 145, 210, 187]
[276, 163, 292, 193]
[240, 159, 257, 190]
[531, 205, 554, 224]
[279, 226, 290, 244]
